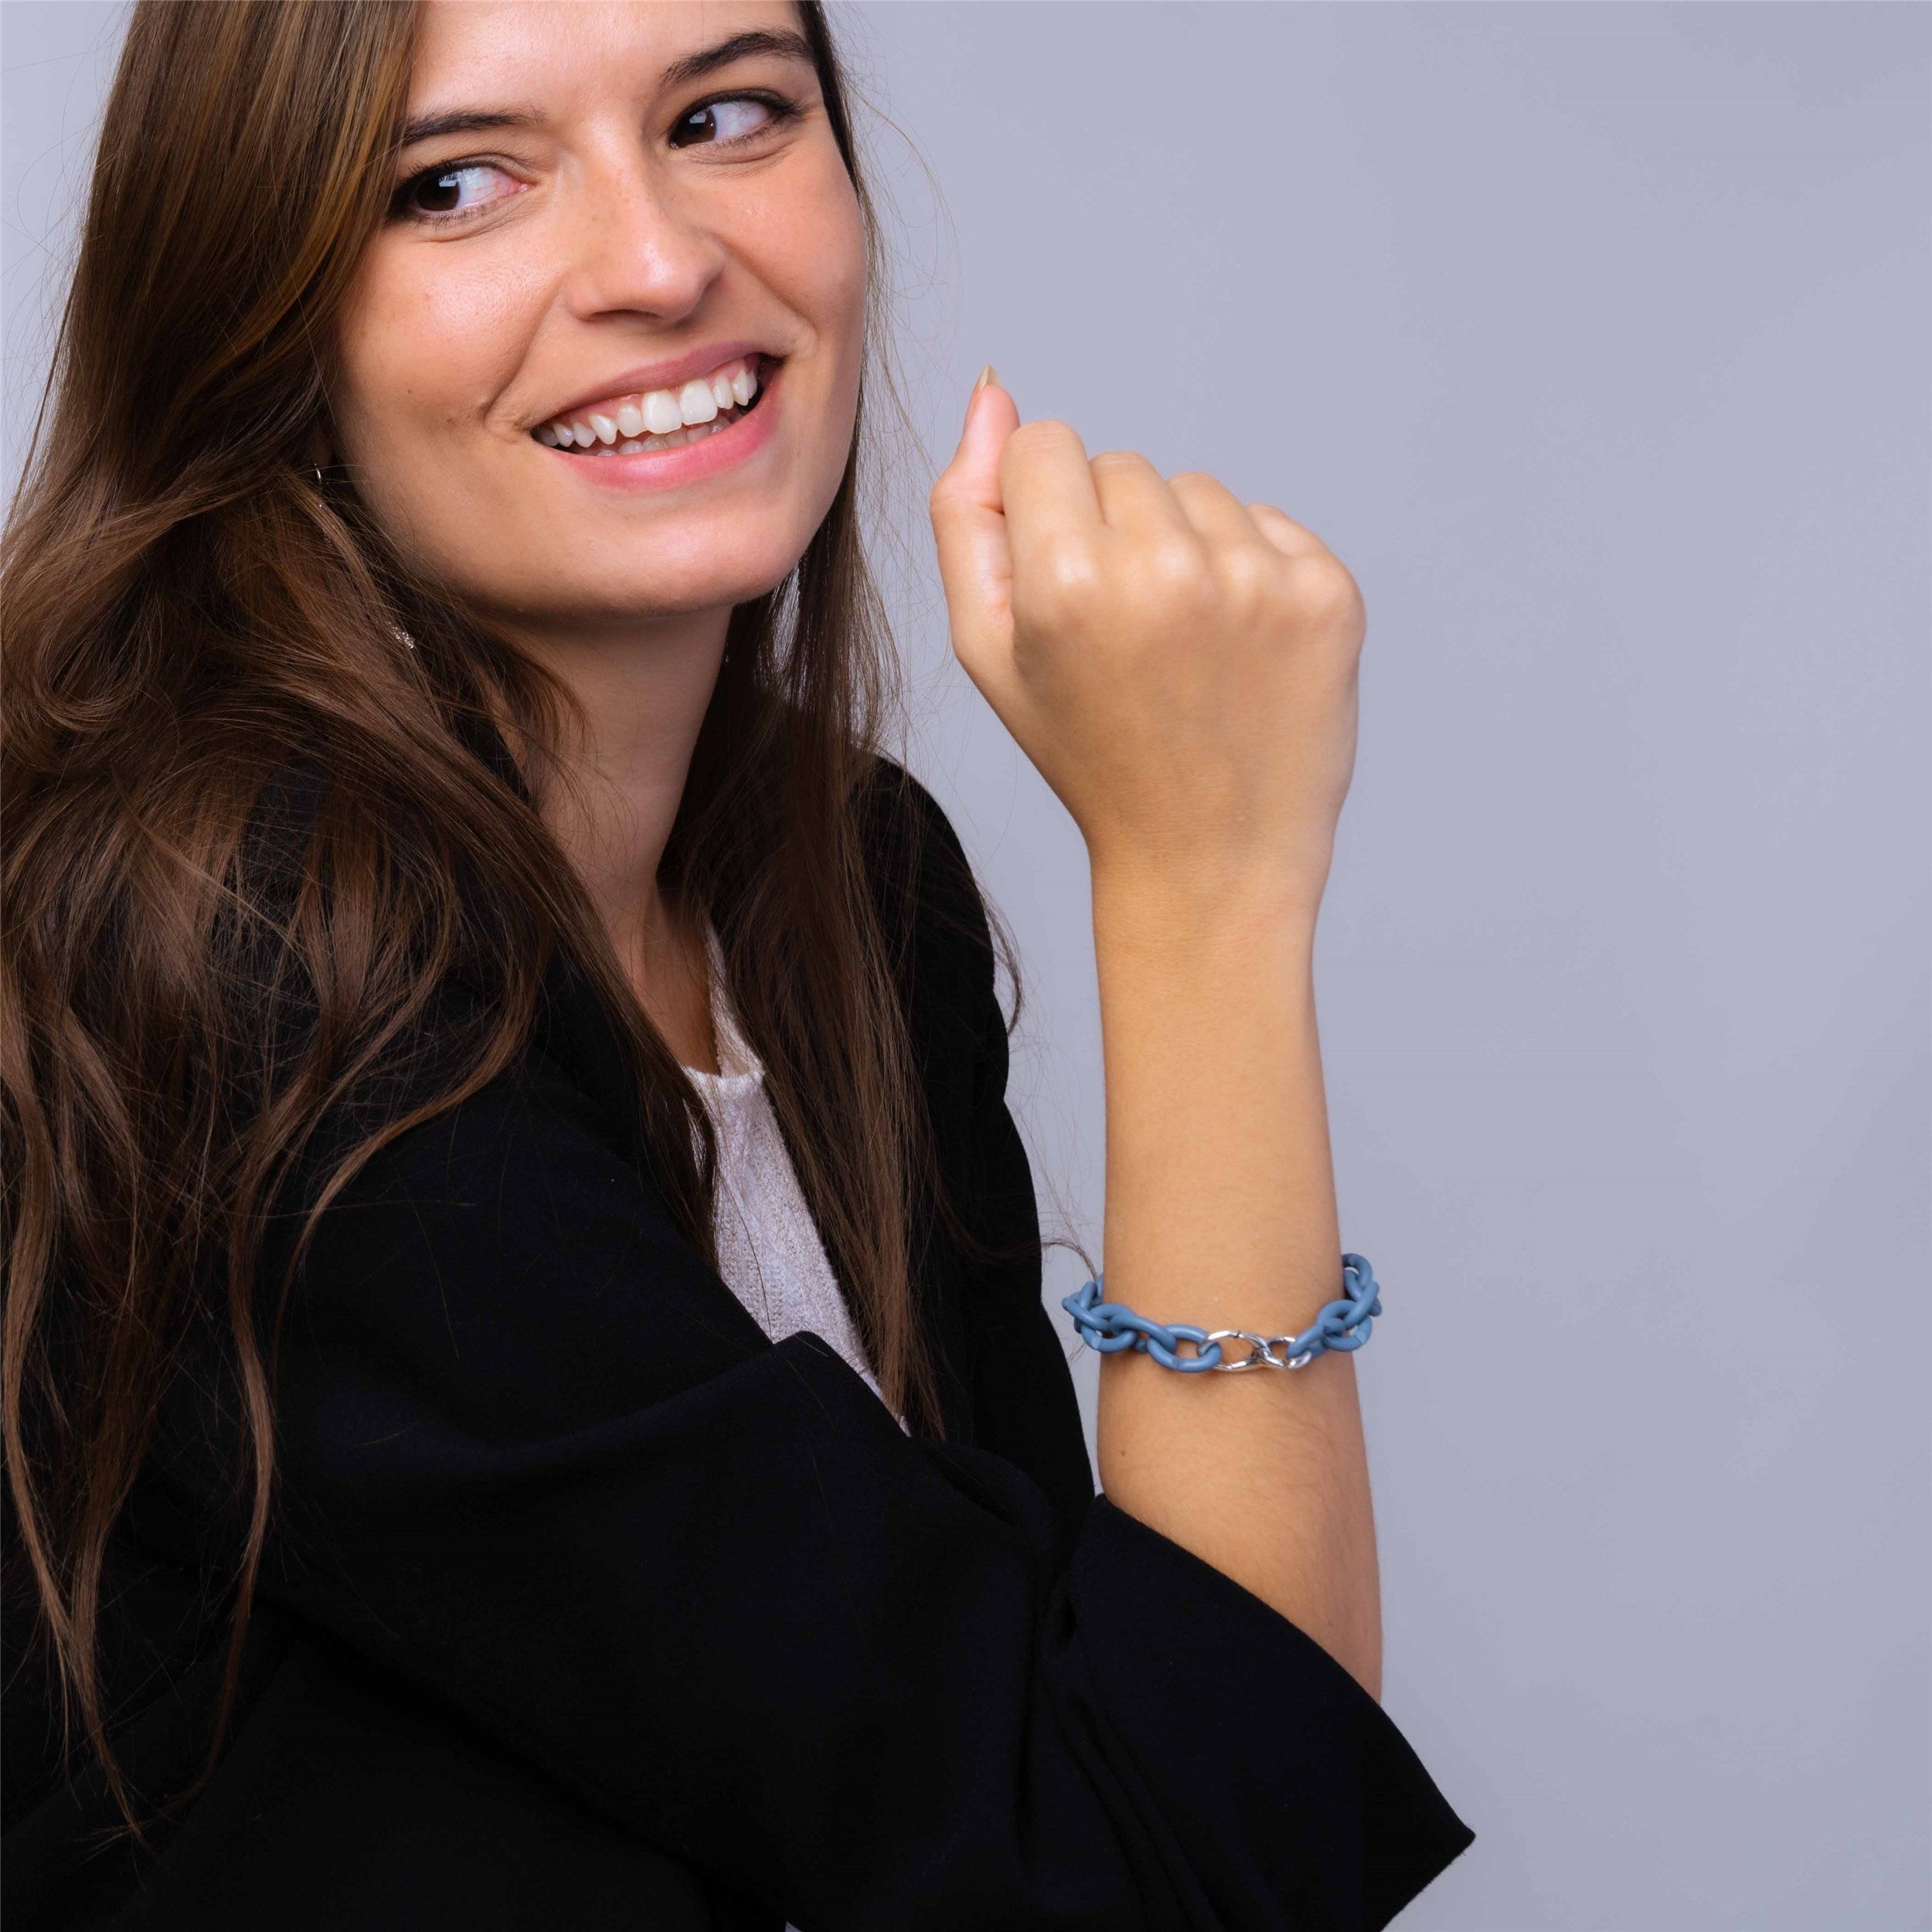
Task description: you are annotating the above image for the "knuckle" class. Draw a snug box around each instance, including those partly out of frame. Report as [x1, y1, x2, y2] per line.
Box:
[1296, 558, 1366, 628]
[1213, 543, 1277, 604]
[1245, 502, 1304, 554]
[1007, 417, 1079, 453]
[1024, 536, 1102, 611]
[1049, 551, 1104, 601]
[1213, 541, 1275, 614]
[1142, 538, 1206, 589]
[1122, 537, 1208, 609]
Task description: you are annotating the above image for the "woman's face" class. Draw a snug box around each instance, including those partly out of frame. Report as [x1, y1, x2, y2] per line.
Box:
[332, 0, 865, 634]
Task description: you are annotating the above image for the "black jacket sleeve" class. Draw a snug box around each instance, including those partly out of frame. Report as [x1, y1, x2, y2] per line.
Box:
[145, 779, 1473, 1932]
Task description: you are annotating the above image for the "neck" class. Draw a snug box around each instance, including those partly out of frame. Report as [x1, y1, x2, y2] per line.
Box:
[498, 606, 731, 998]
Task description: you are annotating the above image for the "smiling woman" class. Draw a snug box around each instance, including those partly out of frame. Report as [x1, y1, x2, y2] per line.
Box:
[2, 2, 1473, 1928]
[331, 5, 866, 631]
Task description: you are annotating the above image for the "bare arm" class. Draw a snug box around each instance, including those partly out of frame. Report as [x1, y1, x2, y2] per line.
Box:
[930, 370, 1379, 1697]
[1090, 879, 1379, 1699]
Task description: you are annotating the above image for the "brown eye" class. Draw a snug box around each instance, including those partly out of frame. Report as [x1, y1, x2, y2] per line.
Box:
[410, 168, 464, 213]
[668, 93, 792, 150]
[393, 161, 519, 223]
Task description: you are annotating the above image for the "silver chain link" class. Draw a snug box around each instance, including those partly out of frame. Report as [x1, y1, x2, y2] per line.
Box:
[1199, 1329, 1320, 1372]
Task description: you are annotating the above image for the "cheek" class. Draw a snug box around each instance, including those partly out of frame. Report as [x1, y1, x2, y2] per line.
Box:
[774, 176, 869, 464]
[332, 251, 533, 492]
[817, 187, 869, 377]
[828, 239, 869, 417]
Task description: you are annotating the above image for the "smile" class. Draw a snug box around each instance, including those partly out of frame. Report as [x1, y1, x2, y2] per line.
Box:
[532, 354, 773, 457]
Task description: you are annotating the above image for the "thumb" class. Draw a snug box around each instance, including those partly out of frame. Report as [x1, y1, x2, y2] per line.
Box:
[929, 366, 1020, 691]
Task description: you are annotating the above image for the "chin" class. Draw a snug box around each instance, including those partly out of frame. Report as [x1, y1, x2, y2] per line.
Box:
[502, 568, 787, 628]
[590, 537, 812, 612]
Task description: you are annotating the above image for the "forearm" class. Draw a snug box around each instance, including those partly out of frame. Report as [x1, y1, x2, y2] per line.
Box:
[1089, 867, 1382, 1701]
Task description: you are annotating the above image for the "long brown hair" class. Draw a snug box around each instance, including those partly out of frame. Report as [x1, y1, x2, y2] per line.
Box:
[2, 0, 1029, 1831]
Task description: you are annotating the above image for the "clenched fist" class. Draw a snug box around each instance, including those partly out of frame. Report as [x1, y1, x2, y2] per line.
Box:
[928, 371, 1366, 917]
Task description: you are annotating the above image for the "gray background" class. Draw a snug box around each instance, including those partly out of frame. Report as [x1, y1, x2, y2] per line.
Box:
[5, 4, 1927, 1927]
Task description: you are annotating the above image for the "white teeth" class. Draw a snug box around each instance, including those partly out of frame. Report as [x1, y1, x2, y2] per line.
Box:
[536, 355, 766, 451]
[573, 420, 731, 458]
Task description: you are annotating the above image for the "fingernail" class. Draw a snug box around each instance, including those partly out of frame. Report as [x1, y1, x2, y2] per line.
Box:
[972, 362, 1000, 396]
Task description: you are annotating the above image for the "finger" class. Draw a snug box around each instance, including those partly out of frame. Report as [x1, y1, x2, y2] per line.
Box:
[1087, 450, 1197, 542]
[1167, 470, 1278, 552]
[1243, 502, 1335, 563]
[929, 369, 1023, 676]
[997, 417, 1104, 590]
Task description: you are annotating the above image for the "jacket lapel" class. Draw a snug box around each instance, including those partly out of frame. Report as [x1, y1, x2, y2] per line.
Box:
[466, 717, 981, 1444]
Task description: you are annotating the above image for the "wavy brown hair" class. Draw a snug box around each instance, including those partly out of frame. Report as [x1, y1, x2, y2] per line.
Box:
[2, 0, 1029, 1832]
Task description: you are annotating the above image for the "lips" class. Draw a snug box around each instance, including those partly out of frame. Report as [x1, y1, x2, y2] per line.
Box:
[533, 354, 786, 454]
[532, 352, 784, 492]
[537, 356, 775, 457]
[536, 342, 779, 432]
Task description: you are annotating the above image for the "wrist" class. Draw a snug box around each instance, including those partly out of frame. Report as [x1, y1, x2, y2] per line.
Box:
[1088, 857, 1324, 961]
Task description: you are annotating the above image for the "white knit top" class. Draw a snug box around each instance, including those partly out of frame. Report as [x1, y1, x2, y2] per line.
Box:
[682, 924, 907, 1434]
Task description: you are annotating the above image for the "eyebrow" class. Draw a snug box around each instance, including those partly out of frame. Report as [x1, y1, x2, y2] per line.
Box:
[397, 29, 817, 150]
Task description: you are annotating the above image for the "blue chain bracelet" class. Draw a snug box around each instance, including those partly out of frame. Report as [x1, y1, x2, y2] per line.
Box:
[1061, 1253, 1383, 1372]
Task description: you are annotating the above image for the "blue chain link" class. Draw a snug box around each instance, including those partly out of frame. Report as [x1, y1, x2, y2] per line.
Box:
[1060, 1253, 1383, 1373]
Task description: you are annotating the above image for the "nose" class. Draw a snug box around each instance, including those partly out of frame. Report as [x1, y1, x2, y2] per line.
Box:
[555, 146, 729, 326]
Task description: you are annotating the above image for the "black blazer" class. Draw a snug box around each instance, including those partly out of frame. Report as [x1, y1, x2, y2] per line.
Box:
[2, 752, 1475, 1930]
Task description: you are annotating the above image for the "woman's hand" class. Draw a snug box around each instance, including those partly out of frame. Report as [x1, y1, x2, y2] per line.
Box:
[930, 372, 1366, 917]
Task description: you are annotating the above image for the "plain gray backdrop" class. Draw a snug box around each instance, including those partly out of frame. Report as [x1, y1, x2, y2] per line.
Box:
[5, 5, 1927, 1928]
